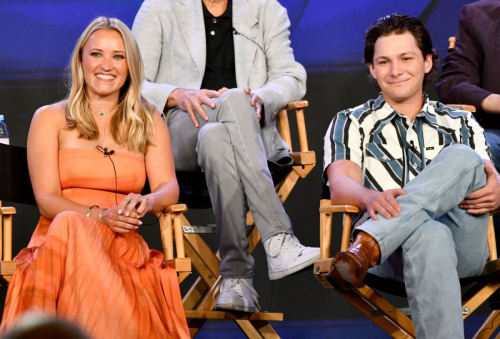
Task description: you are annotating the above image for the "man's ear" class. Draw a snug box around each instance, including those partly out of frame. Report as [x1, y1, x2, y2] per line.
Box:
[368, 63, 377, 80]
[424, 54, 433, 74]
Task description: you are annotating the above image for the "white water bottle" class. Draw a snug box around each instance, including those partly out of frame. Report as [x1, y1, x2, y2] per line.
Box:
[0, 115, 9, 145]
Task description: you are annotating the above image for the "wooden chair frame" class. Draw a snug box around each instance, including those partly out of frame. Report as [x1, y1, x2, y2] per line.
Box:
[179, 101, 315, 338]
[0, 201, 191, 283]
[314, 200, 500, 339]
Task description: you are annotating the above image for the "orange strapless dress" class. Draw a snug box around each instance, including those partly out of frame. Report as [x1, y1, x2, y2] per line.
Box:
[1, 149, 189, 339]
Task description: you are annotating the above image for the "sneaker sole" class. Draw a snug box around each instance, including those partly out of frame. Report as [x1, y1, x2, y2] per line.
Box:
[214, 304, 256, 313]
[268, 253, 320, 280]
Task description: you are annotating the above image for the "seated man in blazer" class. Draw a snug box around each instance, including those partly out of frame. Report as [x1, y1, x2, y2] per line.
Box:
[132, 0, 319, 312]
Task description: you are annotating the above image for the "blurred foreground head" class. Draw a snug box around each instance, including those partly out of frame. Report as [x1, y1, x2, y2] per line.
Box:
[3, 312, 88, 339]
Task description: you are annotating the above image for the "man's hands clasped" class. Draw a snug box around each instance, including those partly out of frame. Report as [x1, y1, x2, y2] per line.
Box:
[99, 193, 155, 234]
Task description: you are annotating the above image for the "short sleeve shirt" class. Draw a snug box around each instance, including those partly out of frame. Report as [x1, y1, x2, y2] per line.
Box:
[323, 93, 491, 192]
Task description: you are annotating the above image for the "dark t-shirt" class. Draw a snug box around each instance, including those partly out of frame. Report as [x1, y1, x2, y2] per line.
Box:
[200, 0, 237, 91]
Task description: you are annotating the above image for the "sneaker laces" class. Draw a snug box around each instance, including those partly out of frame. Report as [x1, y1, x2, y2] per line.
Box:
[267, 234, 304, 259]
[213, 278, 260, 309]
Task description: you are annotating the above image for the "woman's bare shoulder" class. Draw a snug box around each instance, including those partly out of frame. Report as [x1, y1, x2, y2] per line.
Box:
[33, 101, 68, 127]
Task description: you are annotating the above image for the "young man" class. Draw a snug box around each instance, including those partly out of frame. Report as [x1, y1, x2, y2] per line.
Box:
[323, 14, 500, 338]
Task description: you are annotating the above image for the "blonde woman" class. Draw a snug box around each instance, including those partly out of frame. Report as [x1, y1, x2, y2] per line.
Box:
[1, 17, 189, 339]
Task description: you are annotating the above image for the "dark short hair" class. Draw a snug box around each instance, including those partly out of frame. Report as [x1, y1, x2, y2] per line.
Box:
[364, 14, 439, 88]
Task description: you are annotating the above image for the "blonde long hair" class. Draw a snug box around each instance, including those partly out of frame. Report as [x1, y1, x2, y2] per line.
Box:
[65, 16, 155, 153]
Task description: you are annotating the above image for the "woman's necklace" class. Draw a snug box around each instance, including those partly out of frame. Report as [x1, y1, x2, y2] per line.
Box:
[89, 103, 119, 116]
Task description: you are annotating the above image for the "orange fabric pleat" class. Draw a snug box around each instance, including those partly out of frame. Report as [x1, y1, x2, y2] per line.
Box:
[1, 149, 189, 339]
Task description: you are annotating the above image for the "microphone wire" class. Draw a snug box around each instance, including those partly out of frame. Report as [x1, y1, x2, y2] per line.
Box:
[96, 145, 161, 226]
[232, 27, 265, 55]
[96, 145, 118, 206]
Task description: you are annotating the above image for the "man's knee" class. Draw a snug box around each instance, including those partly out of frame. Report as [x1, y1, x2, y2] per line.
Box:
[439, 143, 483, 165]
[197, 123, 231, 164]
[217, 88, 253, 115]
[219, 88, 248, 103]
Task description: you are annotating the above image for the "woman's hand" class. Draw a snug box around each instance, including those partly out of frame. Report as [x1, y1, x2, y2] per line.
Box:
[118, 193, 155, 219]
[100, 206, 142, 234]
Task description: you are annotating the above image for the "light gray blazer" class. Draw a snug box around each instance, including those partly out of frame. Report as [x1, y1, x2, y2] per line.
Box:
[132, 0, 307, 163]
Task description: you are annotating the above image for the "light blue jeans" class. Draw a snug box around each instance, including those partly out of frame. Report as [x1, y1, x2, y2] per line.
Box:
[485, 129, 500, 173]
[358, 144, 489, 339]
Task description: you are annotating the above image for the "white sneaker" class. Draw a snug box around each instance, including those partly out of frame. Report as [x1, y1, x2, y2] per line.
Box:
[264, 233, 320, 280]
[214, 278, 260, 312]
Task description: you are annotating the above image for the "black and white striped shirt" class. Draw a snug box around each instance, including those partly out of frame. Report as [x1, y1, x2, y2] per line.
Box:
[323, 94, 490, 192]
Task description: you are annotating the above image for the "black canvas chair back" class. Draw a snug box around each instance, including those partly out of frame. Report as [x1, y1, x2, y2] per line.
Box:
[0, 144, 35, 206]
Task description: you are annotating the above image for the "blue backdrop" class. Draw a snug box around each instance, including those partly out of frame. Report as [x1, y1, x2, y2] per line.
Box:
[0, 0, 471, 79]
[0, 1, 487, 336]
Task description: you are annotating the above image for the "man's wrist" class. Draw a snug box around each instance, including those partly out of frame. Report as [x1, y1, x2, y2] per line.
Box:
[166, 88, 181, 109]
[481, 94, 500, 114]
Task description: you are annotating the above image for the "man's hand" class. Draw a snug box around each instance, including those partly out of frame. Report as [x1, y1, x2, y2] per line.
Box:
[460, 162, 500, 214]
[481, 94, 500, 114]
[365, 189, 407, 220]
[244, 87, 263, 121]
[167, 88, 221, 127]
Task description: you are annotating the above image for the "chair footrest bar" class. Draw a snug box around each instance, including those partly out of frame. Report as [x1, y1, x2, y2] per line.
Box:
[185, 310, 283, 321]
[370, 307, 470, 318]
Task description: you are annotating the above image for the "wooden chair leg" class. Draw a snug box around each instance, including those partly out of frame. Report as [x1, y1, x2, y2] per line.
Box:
[319, 199, 332, 259]
[488, 216, 497, 261]
[337, 288, 415, 338]
[160, 213, 174, 260]
[188, 319, 207, 338]
[181, 148, 309, 337]
[475, 310, 500, 339]
[183, 276, 210, 310]
[250, 320, 280, 339]
[235, 320, 265, 339]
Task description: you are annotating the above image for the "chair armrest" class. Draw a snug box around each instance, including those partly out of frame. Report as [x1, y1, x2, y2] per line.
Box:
[285, 100, 308, 110]
[320, 205, 359, 214]
[319, 201, 360, 258]
[277, 101, 310, 153]
[0, 207, 16, 215]
[163, 204, 187, 214]
[447, 104, 476, 113]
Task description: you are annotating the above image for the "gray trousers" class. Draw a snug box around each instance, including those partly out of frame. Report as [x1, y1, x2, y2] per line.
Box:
[360, 144, 489, 339]
[167, 89, 293, 279]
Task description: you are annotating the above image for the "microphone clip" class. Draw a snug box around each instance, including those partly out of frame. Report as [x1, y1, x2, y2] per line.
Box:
[96, 145, 115, 157]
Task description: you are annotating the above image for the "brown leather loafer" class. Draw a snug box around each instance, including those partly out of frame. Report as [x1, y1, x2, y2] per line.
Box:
[327, 232, 380, 290]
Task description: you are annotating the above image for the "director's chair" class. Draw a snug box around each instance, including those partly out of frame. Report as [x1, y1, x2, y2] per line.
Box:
[314, 198, 500, 338]
[176, 101, 316, 338]
[313, 102, 500, 338]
